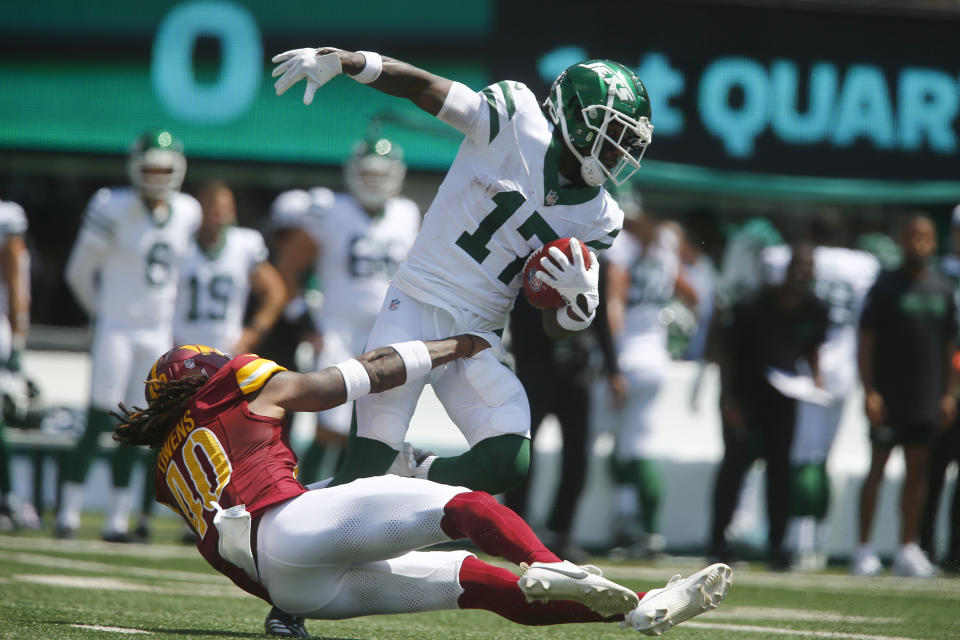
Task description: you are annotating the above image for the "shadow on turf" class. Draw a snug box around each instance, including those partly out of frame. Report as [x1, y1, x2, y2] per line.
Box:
[34, 620, 363, 640]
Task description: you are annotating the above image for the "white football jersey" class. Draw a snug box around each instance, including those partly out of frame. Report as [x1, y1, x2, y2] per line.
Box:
[300, 191, 420, 331]
[762, 244, 879, 392]
[606, 226, 680, 369]
[173, 226, 269, 351]
[73, 187, 201, 329]
[0, 200, 28, 320]
[392, 81, 624, 330]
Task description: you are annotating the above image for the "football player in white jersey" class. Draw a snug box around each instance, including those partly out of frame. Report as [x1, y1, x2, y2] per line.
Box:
[58, 131, 201, 541]
[761, 216, 880, 569]
[271, 48, 652, 495]
[604, 204, 697, 557]
[0, 199, 30, 529]
[271, 138, 420, 484]
[173, 181, 285, 355]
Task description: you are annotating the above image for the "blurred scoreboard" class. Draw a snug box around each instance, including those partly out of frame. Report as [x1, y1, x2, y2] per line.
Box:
[1, 0, 958, 200]
[0, 0, 492, 169]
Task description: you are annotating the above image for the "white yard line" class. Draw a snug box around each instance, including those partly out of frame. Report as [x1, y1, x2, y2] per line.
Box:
[686, 621, 927, 640]
[13, 573, 250, 599]
[709, 607, 901, 624]
[0, 550, 224, 584]
[71, 624, 151, 635]
[0, 534, 198, 559]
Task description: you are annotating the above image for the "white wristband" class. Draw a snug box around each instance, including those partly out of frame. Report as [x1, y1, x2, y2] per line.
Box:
[334, 358, 371, 401]
[389, 340, 432, 381]
[350, 51, 383, 84]
[556, 305, 595, 332]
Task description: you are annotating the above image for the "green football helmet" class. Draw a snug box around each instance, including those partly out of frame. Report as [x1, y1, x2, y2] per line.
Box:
[344, 137, 406, 212]
[545, 60, 653, 187]
[127, 130, 187, 200]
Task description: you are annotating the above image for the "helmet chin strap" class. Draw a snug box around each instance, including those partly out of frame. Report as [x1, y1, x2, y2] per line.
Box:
[580, 157, 607, 187]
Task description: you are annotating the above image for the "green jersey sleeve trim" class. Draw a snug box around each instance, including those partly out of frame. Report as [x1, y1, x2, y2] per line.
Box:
[481, 88, 500, 144]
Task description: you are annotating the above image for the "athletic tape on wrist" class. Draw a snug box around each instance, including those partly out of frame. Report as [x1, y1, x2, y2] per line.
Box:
[351, 51, 383, 84]
[556, 305, 595, 332]
[334, 358, 371, 401]
[389, 340, 432, 381]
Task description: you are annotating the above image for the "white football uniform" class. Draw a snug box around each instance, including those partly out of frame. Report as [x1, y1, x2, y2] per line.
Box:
[173, 226, 269, 352]
[65, 187, 201, 410]
[762, 245, 880, 463]
[604, 226, 680, 460]
[0, 200, 28, 361]
[359, 80, 624, 449]
[276, 188, 420, 434]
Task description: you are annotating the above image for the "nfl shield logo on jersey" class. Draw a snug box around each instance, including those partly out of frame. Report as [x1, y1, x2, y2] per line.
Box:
[389, 298, 401, 311]
[545, 190, 558, 206]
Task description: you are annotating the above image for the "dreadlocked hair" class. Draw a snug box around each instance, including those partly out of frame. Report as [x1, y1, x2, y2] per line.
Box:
[112, 376, 207, 448]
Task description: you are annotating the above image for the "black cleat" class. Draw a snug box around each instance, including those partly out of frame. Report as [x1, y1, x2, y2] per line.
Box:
[265, 606, 310, 638]
[53, 524, 76, 540]
[101, 531, 138, 543]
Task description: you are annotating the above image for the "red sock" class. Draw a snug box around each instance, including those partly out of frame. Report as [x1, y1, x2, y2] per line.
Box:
[441, 492, 560, 565]
[457, 556, 639, 625]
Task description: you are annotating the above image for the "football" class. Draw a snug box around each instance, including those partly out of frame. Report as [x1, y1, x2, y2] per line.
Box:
[522, 238, 592, 310]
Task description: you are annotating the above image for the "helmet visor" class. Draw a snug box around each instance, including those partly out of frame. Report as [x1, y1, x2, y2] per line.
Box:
[583, 105, 653, 186]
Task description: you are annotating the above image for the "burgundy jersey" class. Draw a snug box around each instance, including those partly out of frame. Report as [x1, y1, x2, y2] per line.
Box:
[154, 353, 308, 601]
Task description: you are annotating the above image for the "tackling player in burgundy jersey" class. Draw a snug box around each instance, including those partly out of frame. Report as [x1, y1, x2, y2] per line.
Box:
[113, 341, 730, 637]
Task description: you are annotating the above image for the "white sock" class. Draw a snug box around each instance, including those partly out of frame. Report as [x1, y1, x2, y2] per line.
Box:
[57, 482, 85, 530]
[413, 455, 437, 479]
[104, 488, 133, 534]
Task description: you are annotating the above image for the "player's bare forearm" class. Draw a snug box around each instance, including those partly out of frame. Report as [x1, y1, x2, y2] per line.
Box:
[261, 334, 490, 414]
[327, 48, 451, 115]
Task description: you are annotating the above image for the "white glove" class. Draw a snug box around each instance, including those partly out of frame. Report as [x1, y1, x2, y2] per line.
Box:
[272, 48, 343, 105]
[535, 238, 599, 321]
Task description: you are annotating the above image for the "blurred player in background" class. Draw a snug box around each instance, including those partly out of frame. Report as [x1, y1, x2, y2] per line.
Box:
[854, 214, 956, 577]
[173, 181, 285, 355]
[112, 339, 731, 637]
[761, 213, 880, 570]
[920, 204, 960, 574]
[711, 245, 828, 570]
[57, 131, 201, 541]
[603, 196, 697, 558]
[0, 198, 30, 529]
[271, 47, 651, 495]
[271, 138, 419, 483]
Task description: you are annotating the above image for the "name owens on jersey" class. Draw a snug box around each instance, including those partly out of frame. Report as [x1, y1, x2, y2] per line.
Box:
[392, 80, 624, 329]
[154, 353, 307, 602]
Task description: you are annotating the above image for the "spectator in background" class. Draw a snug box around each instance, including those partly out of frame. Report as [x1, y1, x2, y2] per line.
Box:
[173, 182, 285, 354]
[602, 201, 697, 557]
[761, 213, 880, 570]
[504, 258, 619, 563]
[58, 131, 201, 541]
[920, 204, 960, 574]
[271, 138, 419, 485]
[853, 214, 956, 578]
[0, 198, 30, 530]
[710, 245, 828, 570]
[678, 211, 719, 362]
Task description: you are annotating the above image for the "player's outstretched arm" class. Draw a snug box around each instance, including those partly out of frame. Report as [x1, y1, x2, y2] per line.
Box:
[272, 47, 451, 115]
[250, 334, 489, 417]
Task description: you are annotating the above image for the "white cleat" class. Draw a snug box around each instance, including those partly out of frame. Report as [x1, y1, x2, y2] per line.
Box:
[518, 560, 640, 617]
[850, 544, 884, 577]
[622, 563, 733, 636]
